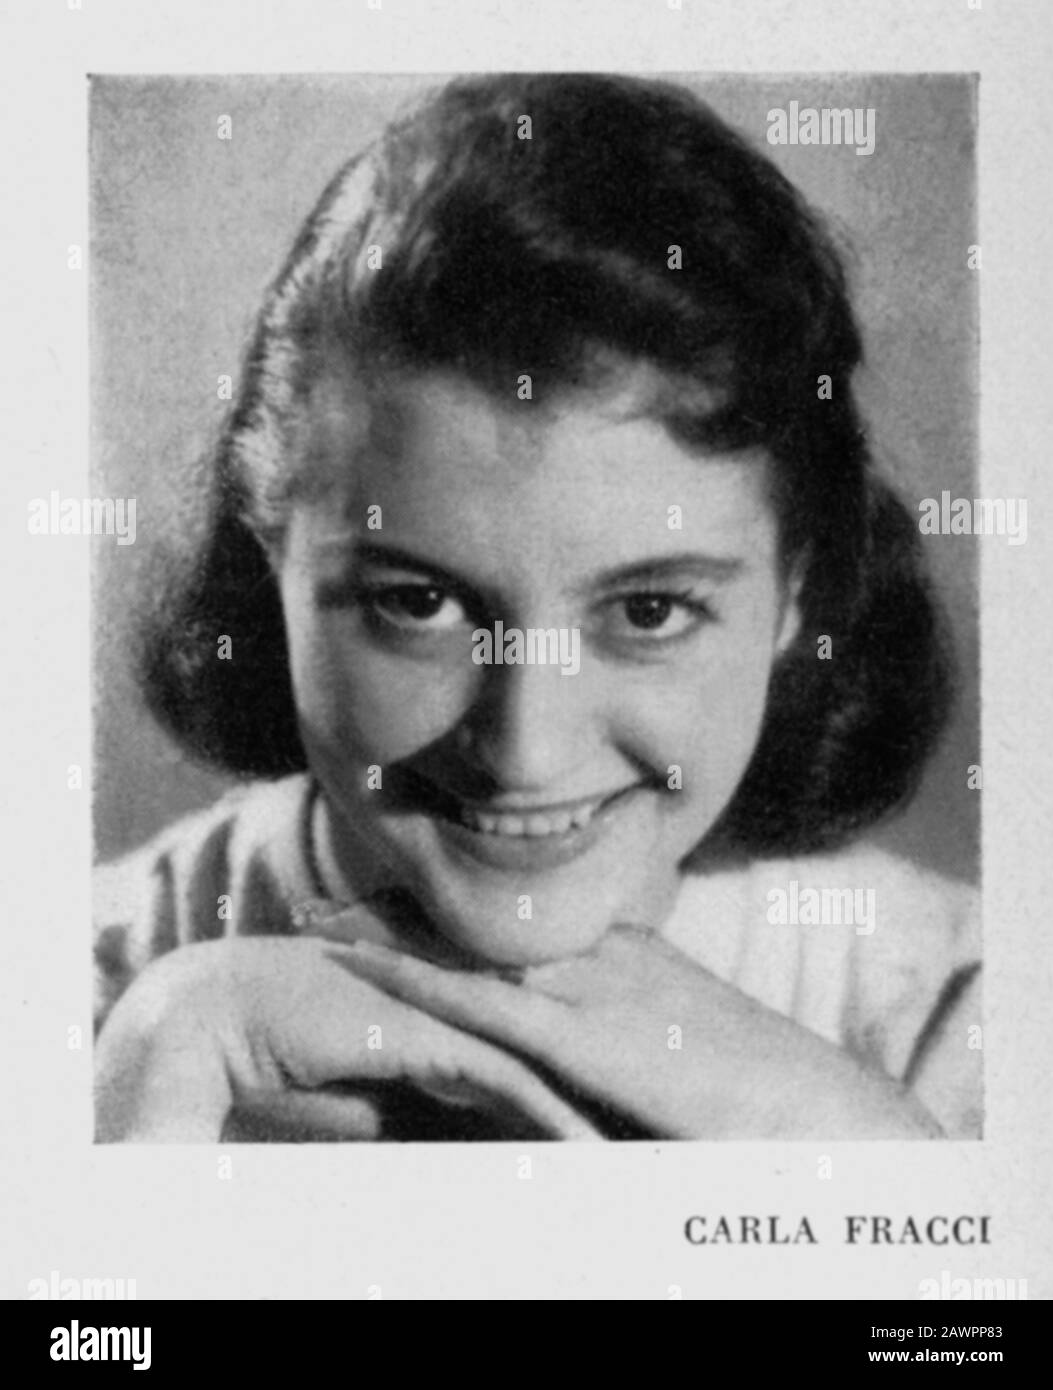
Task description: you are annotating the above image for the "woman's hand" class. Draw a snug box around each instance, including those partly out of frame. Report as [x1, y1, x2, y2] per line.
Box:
[340, 924, 943, 1140]
[94, 925, 603, 1143]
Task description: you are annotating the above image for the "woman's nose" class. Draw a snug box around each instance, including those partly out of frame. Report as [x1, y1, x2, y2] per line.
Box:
[461, 656, 592, 793]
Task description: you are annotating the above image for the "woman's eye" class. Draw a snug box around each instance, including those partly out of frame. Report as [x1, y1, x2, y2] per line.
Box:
[606, 592, 714, 641]
[366, 585, 468, 632]
[623, 594, 677, 630]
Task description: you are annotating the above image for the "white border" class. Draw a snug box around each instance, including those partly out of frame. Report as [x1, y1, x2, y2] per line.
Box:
[2, 0, 1051, 1300]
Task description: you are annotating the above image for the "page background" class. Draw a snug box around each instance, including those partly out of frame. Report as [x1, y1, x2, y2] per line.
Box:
[2, 0, 1049, 1301]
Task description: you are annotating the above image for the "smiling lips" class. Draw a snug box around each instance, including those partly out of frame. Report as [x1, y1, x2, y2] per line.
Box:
[458, 787, 639, 839]
[389, 768, 648, 848]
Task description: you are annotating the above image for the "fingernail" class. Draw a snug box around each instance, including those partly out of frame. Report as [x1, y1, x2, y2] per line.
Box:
[291, 898, 347, 931]
[290, 897, 384, 937]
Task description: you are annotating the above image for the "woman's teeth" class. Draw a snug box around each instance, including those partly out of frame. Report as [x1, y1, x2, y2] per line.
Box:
[460, 797, 608, 838]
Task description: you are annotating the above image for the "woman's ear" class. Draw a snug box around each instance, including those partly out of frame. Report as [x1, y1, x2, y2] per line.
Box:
[775, 552, 808, 656]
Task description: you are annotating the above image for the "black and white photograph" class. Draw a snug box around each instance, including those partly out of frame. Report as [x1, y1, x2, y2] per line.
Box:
[91, 71, 981, 1145]
[3, 0, 1050, 1324]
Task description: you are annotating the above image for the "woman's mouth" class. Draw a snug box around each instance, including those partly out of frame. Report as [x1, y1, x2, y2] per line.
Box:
[400, 778, 650, 872]
[458, 791, 622, 839]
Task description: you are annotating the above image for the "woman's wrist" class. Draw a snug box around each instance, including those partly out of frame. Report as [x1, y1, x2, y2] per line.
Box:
[95, 956, 234, 1142]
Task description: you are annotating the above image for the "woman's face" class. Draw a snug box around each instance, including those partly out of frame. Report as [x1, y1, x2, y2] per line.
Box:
[277, 365, 800, 967]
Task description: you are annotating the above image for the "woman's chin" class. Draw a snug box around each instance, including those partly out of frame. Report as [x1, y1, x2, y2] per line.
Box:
[330, 793, 684, 967]
[422, 889, 617, 968]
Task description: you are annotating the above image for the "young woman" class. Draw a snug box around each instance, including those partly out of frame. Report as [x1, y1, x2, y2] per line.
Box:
[94, 73, 980, 1142]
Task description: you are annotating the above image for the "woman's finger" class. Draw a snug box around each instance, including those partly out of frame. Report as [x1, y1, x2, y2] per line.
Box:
[331, 940, 571, 1068]
[251, 939, 601, 1140]
[296, 895, 479, 968]
[223, 1088, 384, 1142]
[424, 1028, 603, 1140]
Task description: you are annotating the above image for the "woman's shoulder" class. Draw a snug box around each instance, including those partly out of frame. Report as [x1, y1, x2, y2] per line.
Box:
[667, 839, 978, 969]
[95, 774, 317, 917]
[94, 774, 318, 1029]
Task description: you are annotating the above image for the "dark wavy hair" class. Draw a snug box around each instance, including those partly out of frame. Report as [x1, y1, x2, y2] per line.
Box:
[138, 72, 953, 858]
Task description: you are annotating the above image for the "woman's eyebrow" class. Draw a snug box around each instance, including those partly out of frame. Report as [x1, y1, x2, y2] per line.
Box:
[585, 554, 745, 591]
[321, 540, 480, 594]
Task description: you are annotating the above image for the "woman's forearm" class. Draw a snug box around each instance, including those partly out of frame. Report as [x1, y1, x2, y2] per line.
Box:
[690, 974, 941, 1141]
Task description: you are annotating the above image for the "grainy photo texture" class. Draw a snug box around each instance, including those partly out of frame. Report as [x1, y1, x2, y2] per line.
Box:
[90, 73, 982, 1143]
